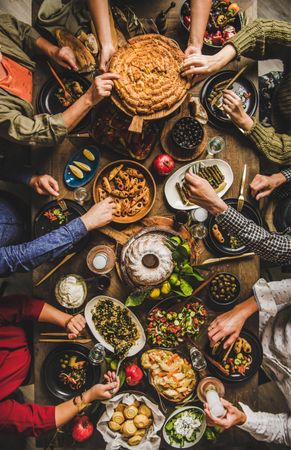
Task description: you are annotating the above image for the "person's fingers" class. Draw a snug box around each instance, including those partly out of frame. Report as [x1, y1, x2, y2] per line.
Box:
[222, 97, 235, 108]
[208, 325, 221, 339]
[221, 398, 233, 408]
[69, 324, 80, 335]
[103, 80, 114, 88]
[223, 332, 239, 349]
[103, 382, 118, 392]
[256, 189, 272, 200]
[181, 66, 208, 77]
[99, 72, 120, 80]
[67, 332, 78, 339]
[48, 176, 59, 194]
[210, 330, 226, 344]
[222, 104, 232, 115]
[224, 89, 240, 100]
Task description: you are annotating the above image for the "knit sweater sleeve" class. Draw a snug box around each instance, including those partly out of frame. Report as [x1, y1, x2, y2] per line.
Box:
[244, 118, 291, 166]
[226, 19, 291, 61]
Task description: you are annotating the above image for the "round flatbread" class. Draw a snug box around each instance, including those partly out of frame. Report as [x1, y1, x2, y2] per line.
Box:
[109, 34, 190, 115]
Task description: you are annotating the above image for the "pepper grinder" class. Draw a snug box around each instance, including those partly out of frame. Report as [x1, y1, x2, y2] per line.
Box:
[155, 2, 176, 34]
[197, 377, 227, 418]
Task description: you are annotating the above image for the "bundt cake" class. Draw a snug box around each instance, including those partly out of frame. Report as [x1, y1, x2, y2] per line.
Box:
[124, 233, 174, 286]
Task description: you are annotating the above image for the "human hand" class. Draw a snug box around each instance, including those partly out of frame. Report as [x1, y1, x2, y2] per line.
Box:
[222, 90, 253, 130]
[99, 44, 116, 72]
[81, 197, 117, 231]
[180, 53, 222, 82]
[185, 44, 202, 57]
[250, 172, 287, 200]
[50, 46, 78, 71]
[205, 398, 246, 429]
[86, 372, 120, 401]
[29, 174, 59, 196]
[87, 72, 120, 106]
[208, 297, 258, 348]
[184, 172, 228, 215]
[104, 370, 120, 395]
[66, 314, 86, 339]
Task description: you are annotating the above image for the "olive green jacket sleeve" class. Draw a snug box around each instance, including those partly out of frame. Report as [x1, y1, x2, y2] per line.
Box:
[227, 19, 291, 62]
[0, 14, 41, 70]
[226, 19, 291, 166]
[0, 90, 68, 146]
[244, 118, 291, 165]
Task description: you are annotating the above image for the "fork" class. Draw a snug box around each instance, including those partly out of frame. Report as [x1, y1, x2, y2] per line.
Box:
[56, 197, 69, 215]
[237, 164, 247, 212]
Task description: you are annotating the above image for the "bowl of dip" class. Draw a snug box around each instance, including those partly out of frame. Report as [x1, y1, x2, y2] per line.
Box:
[87, 245, 116, 275]
[55, 274, 87, 310]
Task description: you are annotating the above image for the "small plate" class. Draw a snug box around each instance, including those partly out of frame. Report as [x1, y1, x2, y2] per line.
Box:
[204, 198, 262, 256]
[42, 343, 100, 400]
[37, 72, 91, 132]
[85, 295, 146, 357]
[64, 145, 100, 189]
[205, 329, 263, 383]
[200, 70, 258, 128]
[33, 199, 89, 253]
[164, 158, 233, 210]
[163, 406, 206, 448]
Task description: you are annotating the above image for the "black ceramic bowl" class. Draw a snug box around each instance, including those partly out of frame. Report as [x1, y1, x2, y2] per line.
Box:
[180, 0, 243, 54]
[171, 117, 204, 153]
[200, 70, 258, 128]
[208, 272, 240, 311]
[205, 329, 263, 383]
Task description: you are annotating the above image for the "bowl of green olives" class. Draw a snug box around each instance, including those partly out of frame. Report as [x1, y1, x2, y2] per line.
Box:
[208, 272, 240, 311]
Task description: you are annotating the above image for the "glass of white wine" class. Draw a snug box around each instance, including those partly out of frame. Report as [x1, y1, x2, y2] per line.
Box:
[73, 187, 90, 205]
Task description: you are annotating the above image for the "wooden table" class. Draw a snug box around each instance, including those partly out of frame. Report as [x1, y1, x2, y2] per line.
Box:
[32, 1, 263, 448]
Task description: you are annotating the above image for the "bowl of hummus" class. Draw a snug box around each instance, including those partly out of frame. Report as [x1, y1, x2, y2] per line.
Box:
[55, 274, 87, 309]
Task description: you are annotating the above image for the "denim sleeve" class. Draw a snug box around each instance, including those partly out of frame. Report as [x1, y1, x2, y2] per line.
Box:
[0, 217, 87, 276]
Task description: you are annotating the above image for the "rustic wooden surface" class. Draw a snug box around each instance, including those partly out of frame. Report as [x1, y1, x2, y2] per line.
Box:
[32, 1, 261, 448]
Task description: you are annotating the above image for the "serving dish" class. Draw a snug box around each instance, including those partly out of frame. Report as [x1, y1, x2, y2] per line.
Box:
[146, 296, 208, 349]
[172, 117, 204, 153]
[37, 71, 91, 132]
[164, 158, 233, 210]
[204, 198, 262, 256]
[200, 70, 258, 128]
[93, 160, 156, 224]
[33, 199, 89, 253]
[64, 145, 100, 189]
[163, 406, 206, 448]
[85, 296, 146, 358]
[42, 343, 100, 400]
[205, 329, 263, 383]
[141, 348, 197, 404]
[180, 0, 244, 53]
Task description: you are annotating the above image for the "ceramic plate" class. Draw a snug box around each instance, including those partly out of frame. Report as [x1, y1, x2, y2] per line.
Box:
[205, 329, 263, 383]
[37, 72, 91, 132]
[64, 145, 100, 189]
[164, 158, 233, 210]
[163, 406, 206, 448]
[85, 296, 146, 357]
[42, 343, 100, 400]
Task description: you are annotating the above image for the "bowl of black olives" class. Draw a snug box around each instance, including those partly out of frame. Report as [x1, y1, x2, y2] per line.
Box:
[171, 117, 204, 155]
[208, 272, 240, 311]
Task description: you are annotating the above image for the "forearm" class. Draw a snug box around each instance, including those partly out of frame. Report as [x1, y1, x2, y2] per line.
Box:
[62, 91, 94, 131]
[234, 296, 258, 320]
[38, 303, 71, 328]
[55, 390, 92, 428]
[34, 36, 59, 59]
[0, 218, 87, 276]
[88, 0, 113, 48]
[189, 0, 212, 51]
[216, 206, 291, 264]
